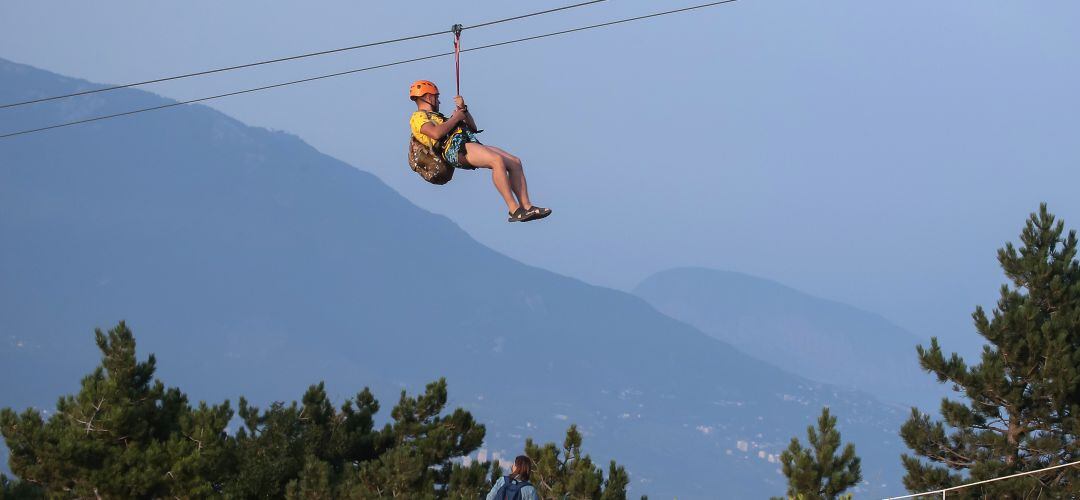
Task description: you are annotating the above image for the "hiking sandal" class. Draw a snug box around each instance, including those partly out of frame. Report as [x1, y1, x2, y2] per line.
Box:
[524, 205, 552, 221]
[508, 206, 530, 222]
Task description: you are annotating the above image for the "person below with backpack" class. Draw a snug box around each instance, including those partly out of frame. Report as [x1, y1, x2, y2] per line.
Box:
[409, 80, 552, 223]
[486, 455, 539, 500]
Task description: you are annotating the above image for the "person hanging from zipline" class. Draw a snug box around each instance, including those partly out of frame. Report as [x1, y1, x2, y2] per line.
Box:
[405, 26, 550, 222]
[408, 80, 551, 222]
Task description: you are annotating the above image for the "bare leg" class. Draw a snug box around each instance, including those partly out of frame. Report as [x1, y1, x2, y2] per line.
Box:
[462, 143, 519, 212]
[487, 146, 532, 209]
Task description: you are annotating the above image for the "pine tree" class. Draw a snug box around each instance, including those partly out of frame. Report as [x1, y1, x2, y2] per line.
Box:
[343, 378, 486, 498]
[443, 460, 501, 500]
[0, 322, 233, 498]
[165, 400, 236, 495]
[226, 382, 382, 497]
[0, 473, 41, 499]
[1, 323, 494, 498]
[601, 459, 631, 500]
[900, 204, 1080, 497]
[775, 407, 861, 500]
[284, 459, 334, 500]
[524, 424, 631, 500]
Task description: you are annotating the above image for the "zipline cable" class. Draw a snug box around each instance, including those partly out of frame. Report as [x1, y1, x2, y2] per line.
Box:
[0, 0, 606, 110]
[882, 459, 1080, 500]
[1, 53, 456, 140]
[0, 0, 738, 140]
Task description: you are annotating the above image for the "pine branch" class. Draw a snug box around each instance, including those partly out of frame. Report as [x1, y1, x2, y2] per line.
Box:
[72, 398, 109, 435]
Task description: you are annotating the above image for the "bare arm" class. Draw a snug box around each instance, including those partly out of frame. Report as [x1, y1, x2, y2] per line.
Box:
[419, 109, 466, 141]
[455, 95, 478, 131]
[461, 110, 478, 132]
[460, 108, 478, 132]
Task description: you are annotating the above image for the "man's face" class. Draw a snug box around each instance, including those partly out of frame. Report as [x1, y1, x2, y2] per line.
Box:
[427, 93, 441, 111]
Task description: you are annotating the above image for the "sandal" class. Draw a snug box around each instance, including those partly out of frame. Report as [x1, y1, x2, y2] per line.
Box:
[524, 205, 552, 221]
[508, 206, 531, 222]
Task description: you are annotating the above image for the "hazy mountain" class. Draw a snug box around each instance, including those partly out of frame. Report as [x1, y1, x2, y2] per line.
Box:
[634, 268, 947, 409]
[0, 58, 911, 498]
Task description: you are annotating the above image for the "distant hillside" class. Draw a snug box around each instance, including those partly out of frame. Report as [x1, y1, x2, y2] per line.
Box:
[634, 267, 946, 408]
[0, 58, 908, 498]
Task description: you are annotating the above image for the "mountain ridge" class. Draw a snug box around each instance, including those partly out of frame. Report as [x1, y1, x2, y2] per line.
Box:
[634, 266, 945, 409]
[1, 57, 909, 498]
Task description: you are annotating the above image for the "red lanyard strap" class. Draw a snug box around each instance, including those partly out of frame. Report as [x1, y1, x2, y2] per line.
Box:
[451, 24, 463, 96]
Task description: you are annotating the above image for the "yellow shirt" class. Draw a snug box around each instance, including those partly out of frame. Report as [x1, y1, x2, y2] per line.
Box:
[409, 111, 463, 152]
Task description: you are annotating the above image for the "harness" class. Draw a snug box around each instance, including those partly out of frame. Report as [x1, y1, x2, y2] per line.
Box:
[404, 25, 472, 185]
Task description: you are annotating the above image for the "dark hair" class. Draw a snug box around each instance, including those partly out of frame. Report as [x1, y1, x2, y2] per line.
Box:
[512, 455, 533, 481]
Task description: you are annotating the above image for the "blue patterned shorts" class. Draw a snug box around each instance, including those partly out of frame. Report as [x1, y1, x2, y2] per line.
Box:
[442, 130, 480, 169]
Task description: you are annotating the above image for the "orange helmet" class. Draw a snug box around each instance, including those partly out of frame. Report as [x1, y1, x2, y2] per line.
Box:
[409, 80, 439, 100]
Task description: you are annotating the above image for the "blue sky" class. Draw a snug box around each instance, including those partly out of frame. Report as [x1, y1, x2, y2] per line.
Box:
[2, 0, 1077, 356]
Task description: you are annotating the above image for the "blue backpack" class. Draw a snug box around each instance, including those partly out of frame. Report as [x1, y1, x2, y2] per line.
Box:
[494, 475, 532, 500]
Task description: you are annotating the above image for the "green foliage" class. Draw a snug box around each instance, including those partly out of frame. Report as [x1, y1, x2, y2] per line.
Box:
[524, 424, 630, 500]
[774, 407, 861, 500]
[0, 322, 500, 498]
[0, 473, 42, 499]
[444, 460, 501, 500]
[901, 204, 1080, 497]
[345, 379, 487, 499]
[225, 381, 385, 497]
[0, 322, 231, 498]
[1, 322, 640, 498]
